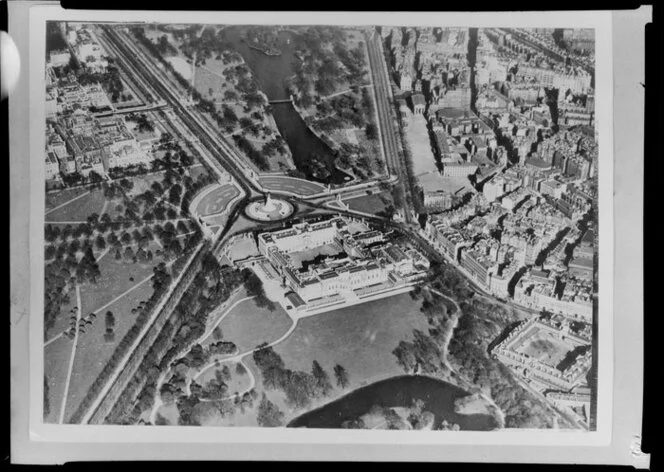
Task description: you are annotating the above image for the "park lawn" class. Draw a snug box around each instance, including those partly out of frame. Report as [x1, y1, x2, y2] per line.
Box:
[196, 184, 240, 216]
[194, 64, 227, 102]
[45, 189, 107, 223]
[345, 192, 392, 214]
[217, 298, 293, 353]
[46, 187, 91, 212]
[63, 272, 156, 421]
[273, 292, 430, 404]
[188, 163, 211, 181]
[78, 245, 167, 316]
[43, 335, 72, 423]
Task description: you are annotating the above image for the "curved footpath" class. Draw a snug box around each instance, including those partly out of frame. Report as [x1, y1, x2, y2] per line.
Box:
[148, 291, 251, 424]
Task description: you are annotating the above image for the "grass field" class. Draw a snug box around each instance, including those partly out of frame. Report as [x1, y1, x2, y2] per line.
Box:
[64, 277, 156, 421]
[196, 184, 240, 216]
[53, 242, 174, 421]
[206, 291, 432, 422]
[46, 188, 91, 212]
[212, 292, 432, 424]
[194, 63, 227, 102]
[217, 298, 293, 353]
[188, 164, 210, 181]
[274, 292, 429, 394]
[44, 336, 72, 423]
[345, 192, 391, 214]
[78, 243, 165, 315]
[45, 189, 107, 222]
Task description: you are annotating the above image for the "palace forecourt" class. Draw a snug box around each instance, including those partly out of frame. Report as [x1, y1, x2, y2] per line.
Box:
[254, 216, 430, 316]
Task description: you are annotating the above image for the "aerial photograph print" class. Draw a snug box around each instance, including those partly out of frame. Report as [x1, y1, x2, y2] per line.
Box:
[41, 20, 599, 431]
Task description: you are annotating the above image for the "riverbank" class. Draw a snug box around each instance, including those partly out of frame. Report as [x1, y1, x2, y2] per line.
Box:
[454, 392, 496, 416]
[288, 374, 498, 431]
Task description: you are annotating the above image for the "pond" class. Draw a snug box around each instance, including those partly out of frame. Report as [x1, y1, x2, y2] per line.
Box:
[220, 26, 353, 185]
[288, 375, 499, 431]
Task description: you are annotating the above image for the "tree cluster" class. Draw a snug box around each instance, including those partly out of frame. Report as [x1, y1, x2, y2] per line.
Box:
[233, 135, 270, 171]
[252, 345, 335, 410]
[241, 268, 275, 311]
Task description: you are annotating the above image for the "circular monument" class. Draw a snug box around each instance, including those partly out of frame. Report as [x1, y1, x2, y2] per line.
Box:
[245, 193, 294, 222]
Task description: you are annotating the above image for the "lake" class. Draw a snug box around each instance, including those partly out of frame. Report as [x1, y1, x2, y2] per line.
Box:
[288, 375, 498, 431]
[221, 26, 353, 185]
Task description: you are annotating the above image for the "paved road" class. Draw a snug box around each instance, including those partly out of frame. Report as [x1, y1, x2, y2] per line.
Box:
[365, 31, 413, 223]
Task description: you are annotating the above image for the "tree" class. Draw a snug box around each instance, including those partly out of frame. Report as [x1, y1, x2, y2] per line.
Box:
[312, 360, 333, 396]
[45, 245, 56, 260]
[166, 208, 177, 220]
[407, 398, 426, 429]
[333, 364, 349, 389]
[136, 247, 148, 263]
[121, 232, 132, 245]
[256, 393, 284, 427]
[95, 235, 106, 250]
[221, 365, 232, 383]
[168, 184, 182, 206]
[105, 311, 115, 330]
[151, 181, 163, 195]
[365, 122, 378, 140]
[124, 246, 135, 261]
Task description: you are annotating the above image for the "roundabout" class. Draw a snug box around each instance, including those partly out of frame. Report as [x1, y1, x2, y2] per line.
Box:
[244, 193, 295, 222]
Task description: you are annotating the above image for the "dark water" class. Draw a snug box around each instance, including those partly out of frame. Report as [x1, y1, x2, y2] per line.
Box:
[288, 375, 498, 431]
[222, 27, 352, 185]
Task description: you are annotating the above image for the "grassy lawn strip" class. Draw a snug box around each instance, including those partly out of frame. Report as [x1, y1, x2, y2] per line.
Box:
[46, 188, 91, 212]
[44, 336, 71, 423]
[64, 277, 155, 420]
[345, 193, 392, 214]
[78, 244, 164, 315]
[46, 189, 107, 222]
[216, 298, 292, 353]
